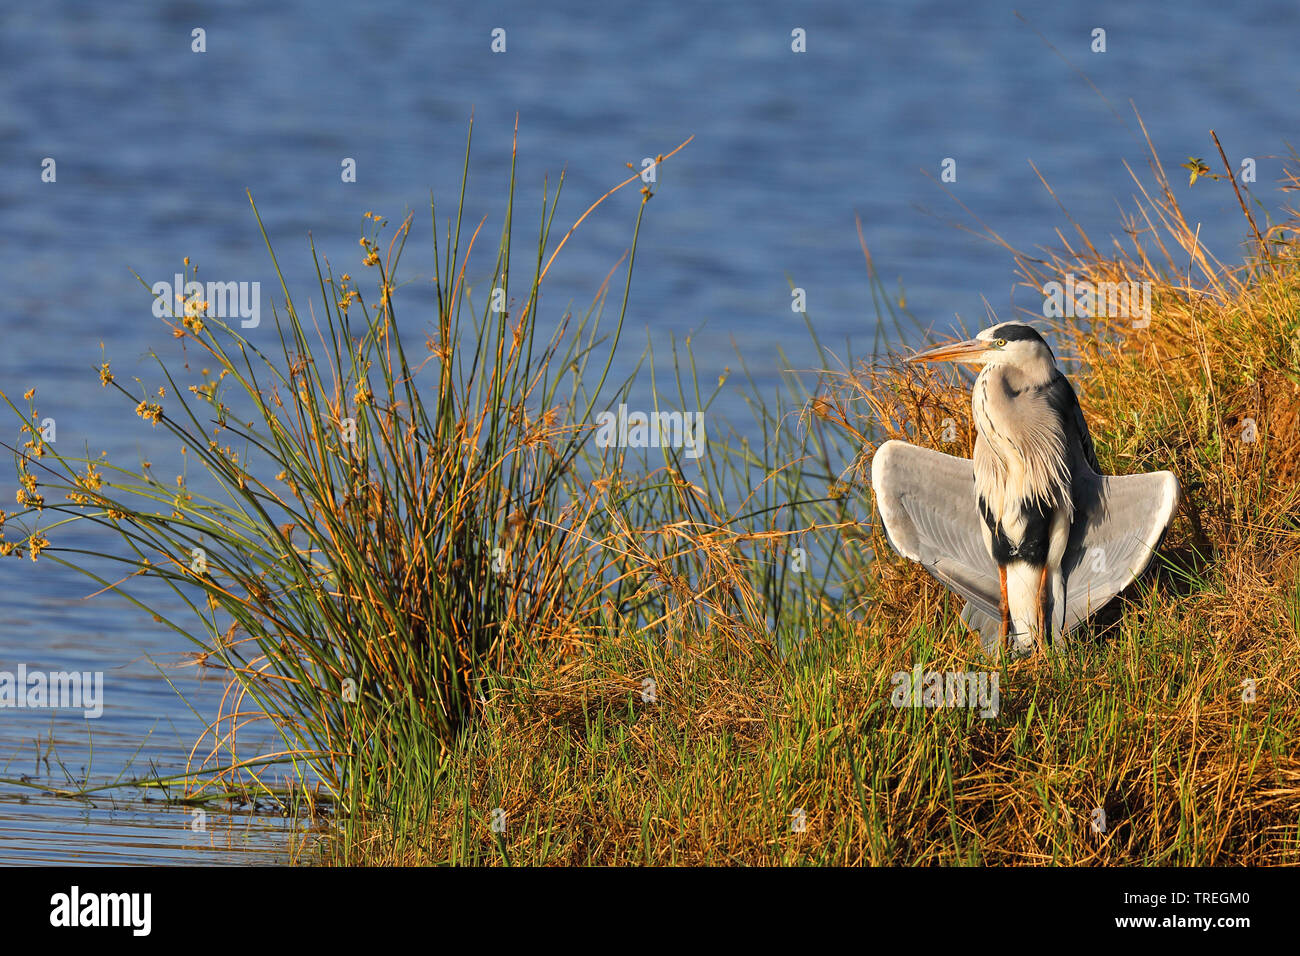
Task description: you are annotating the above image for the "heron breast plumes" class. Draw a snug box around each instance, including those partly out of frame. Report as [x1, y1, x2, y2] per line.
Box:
[972, 366, 1073, 530]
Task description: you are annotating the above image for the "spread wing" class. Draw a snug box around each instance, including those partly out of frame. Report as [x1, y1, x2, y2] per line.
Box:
[1057, 467, 1180, 631]
[870, 439, 1179, 650]
[869, 440, 1001, 625]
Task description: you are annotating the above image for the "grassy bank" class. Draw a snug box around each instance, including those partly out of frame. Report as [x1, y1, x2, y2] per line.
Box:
[317, 135, 1300, 866]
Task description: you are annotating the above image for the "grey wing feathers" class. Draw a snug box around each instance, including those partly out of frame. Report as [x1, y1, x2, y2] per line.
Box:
[1058, 468, 1180, 631]
[870, 440, 1001, 623]
[1046, 371, 1100, 474]
[870, 439, 1178, 648]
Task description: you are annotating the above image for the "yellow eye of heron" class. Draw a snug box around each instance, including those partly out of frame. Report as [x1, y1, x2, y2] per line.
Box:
[994, 338, 1007, 348]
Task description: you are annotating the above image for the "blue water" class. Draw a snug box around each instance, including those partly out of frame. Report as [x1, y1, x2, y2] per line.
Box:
[1, 0, 1295, 863]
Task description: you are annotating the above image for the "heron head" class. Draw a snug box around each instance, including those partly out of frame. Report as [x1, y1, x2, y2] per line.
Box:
[906, 323, 1054, 371]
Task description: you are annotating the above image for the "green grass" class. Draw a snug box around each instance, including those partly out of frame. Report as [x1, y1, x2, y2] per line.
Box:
[322, 592, 1298, 865]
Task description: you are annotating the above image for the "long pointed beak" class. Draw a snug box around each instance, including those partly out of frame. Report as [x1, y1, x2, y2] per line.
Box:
[906, 338, 988, 365]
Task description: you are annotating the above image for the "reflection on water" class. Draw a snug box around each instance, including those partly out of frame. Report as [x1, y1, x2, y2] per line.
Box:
[0, 792, 292, 867]
[0, 658, 304, 865]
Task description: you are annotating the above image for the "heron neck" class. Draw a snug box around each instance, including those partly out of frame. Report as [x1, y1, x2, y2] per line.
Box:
[982, 355, 1055, 392]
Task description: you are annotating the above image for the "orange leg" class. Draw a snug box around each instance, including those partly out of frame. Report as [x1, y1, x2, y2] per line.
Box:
[1036, 563, 1050, 651]
[998, 565, 1011, 645]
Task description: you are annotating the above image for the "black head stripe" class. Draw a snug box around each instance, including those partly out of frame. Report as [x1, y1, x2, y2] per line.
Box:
[993, 323, 1046, 344]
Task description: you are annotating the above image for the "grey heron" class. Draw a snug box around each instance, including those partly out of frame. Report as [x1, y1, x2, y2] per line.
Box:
[870, 322, 1179, 656]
